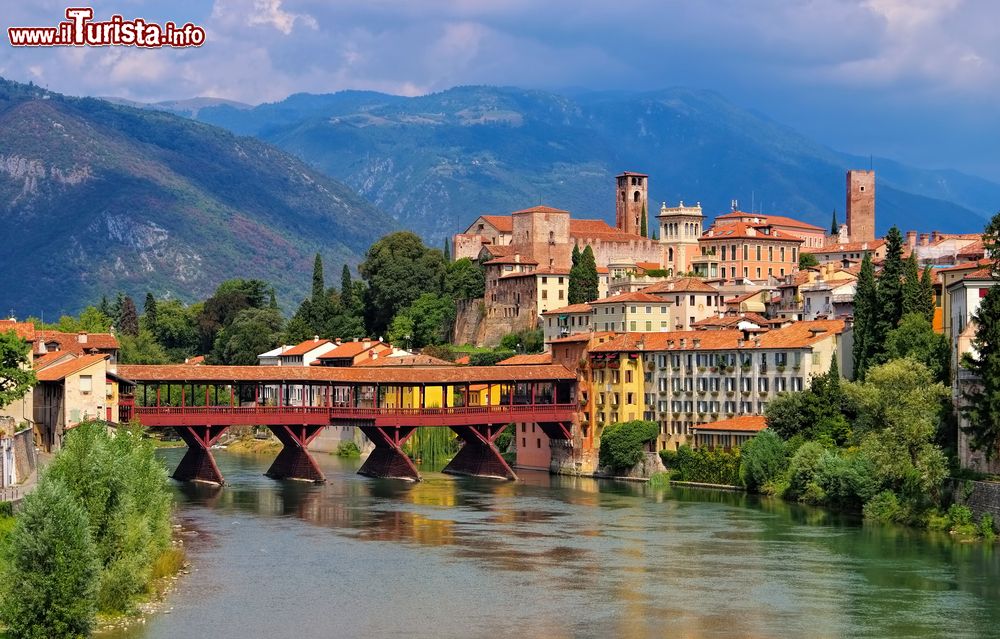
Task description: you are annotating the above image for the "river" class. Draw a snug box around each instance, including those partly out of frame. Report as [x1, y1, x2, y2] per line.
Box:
[105, 449, 1000, 639]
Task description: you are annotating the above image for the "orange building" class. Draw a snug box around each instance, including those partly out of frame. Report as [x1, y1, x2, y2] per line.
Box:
[695, 218, 803, 283]
[713, 211, 827, 250]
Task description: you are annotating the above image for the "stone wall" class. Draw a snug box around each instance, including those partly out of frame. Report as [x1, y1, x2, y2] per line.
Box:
[948, 478, 1000, 524]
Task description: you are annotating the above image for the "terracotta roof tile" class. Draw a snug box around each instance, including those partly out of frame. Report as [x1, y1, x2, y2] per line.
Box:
[479, 215, 514, 232]
[715, 211, 824, 232]
[0, 320, 36, 341]
[541, 303, 593, 315]
[590, 292, 671, 305]
[589, 320, 845, 352]
[957, 239, 985, 257]
[36, 330, 119, 355]
[316, 341, 388, 360]
[693, 415, 767, 432]
[36, 354, 107, 382]
[33, 351, 76, 370]
[282, 339, 333, 356]
[354, 354, 456, 367]
[497, 353, 553, 366]
[691, 312, 770, 328]
[641, 277, 719, 294]
[702, 221, 804, 243]
[484, 255, 538, 266]
[812, 240, 886, 254]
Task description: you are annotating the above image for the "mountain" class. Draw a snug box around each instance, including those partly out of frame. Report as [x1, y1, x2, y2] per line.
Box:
[175, 86, 997, 242]
[0, 78, 396, 318]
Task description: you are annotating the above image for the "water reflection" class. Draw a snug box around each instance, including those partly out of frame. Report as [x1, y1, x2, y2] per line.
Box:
[110, 449, 1000, 639]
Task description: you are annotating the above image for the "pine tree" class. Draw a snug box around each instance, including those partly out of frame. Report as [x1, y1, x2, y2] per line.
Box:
[830, 209, 839, 236]
[640, 202, 648, 238]
[962, 211, 1000, 458]
[311, 253, 324, 303]
[117, 295, 139, 337]
[901, 253, 922, 317]
[853, 253, 878, 380]
[98, 295, 112, 319]
[269, 290, 278, 310]
[875, 226, 905, 349]
[580, 245, 599, 302]
[143, 293, 158, 330]
[919, 266, 935, 322]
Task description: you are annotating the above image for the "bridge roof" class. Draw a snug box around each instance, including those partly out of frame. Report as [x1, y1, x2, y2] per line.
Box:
[117, 364, 575, 384]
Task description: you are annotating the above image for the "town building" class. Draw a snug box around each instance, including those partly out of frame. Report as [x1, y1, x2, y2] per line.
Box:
[713, 211, 827, 250]
[589, 292, 673, 333]
[658, 201, 705, 276]
[694, 216, 803, 283]
[808, 240, 886, 266]
[639, 277, 724, 330]
[587, 320, 847, 451]
[692, 415, 768, 449]
[312, 338, 392, 367]
[846, 169, 876, 243]
[541, 302, 594, 343]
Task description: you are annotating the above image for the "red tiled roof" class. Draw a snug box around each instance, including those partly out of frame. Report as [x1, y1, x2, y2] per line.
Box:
[590, 292, 671, 305]
[33, 351, 76, 370]
[480, 245, 515, 257]
[957, 239, 985, 257]
[454, 355, 471, 365]
[497, 353, 553, 366]
[184, 355, 206, 366]
[812, 240, 886, 254]
[725, 290, 769, 305]
[354, 354, 456, 367]
[541, 303, 593, 315]
[590, 320, 845, 352]
[694, 415, 767, 432]
[641, 277, 719, 294]
[479, 215, 513, 232]
[0, 320, 36, 341]
[702, 221, 804, 243]
[937, 259, 991, 274]
[36, 354, 108, 382]
[691, 312, 770, 328]
[281, 339, 333, 356]
[117, 364, 576, 384]
[715, 211, 824, 232]
[512, 205, 571, 216]
[316, 341, 387, 360]
[484, 255, 538, 266]
[637, 261, 662, 271]
[36, 330, 119, 355]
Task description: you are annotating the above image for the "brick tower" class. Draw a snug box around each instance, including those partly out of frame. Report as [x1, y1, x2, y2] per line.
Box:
[846, 170, 875, 243]
[616, 171, 648, 236]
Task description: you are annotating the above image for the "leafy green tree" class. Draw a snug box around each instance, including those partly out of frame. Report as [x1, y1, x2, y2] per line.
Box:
[883, 313, 949, 383]
[875, 226, 905, 345]
[798, 252, 819, 269]
[386, 313, 416, 350]
[0, 477, 99, 639]
[150, 299, 200, 360]
[847, 358, 949, 505]
[739, 430, 786, 492]
[0, 329, 36, 409]
[785, 441, 826, 501]
[211, 307, 284, 365]
[852, 252, 878, 379]
[445, 258, 485, 300]
[98, 295, 113, 319]
[46, 422, 173, 614]
[143, 293, 158, 331]
[31, 306, 113, 334]
[118, 329, 168, 365]
[196, 279, 273, 353]
[814, 450, 877, 509]
[387, 293, 456, 348]
[765, 365, 849, 446]
[962, 212, 1000, 458]
[359, 232, 447, 336]
[117, 294, 139, 337]
[599, 420, 659, 472]
[499, 329, 544, 354]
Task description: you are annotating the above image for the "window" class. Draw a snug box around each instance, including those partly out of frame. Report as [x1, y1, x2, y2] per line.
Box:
[768, 246, 773, 262]
[629, 321, 636, 331]
[542, 277, 548, 284]
[80, 375, 93, 394]
[743, 244, 749, 260]
[625, 370, 633, 383]
[645, 321, 652, 331]
[721, 246, 727, 260]
[689, 295, 696, 306]
[756, 245, 762, 261]
[542, 290, 548, 300]
[558, 290, 564, 300]
[627, 392, 635, 404]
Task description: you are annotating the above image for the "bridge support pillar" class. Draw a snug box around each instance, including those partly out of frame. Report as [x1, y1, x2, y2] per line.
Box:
[358, 426, 420, 481]
[442, 424, 516, 481]
[173, 425, 228, 485]
[265, 425, 326, 483]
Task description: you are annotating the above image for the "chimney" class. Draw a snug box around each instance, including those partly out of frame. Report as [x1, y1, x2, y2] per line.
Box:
[78, 332, 88, 344]
[753, 337, 761, 348]
[919, 233, 930, 246]
[693, 338, 701, 349]
[680, 338, 687, 349]
[906, 231, 917, 250]
[931, 231, 943, 244]
[335, 338, 342, 344]
[363, 337, 371, 344]
[313, 335, 319, 342]
[737, 338, 745, 348]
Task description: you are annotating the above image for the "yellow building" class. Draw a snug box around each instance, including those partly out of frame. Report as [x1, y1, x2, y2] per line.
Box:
[590, 292, 673, 333]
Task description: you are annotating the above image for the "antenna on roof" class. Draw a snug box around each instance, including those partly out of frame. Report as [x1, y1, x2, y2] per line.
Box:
[869, 154, 873, 171]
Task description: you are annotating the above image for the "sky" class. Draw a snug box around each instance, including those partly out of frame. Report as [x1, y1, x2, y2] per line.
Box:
[2, 0, 999, 181]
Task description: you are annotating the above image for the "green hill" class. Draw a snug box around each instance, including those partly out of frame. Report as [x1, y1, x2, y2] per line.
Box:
[0, 78, 396, 318]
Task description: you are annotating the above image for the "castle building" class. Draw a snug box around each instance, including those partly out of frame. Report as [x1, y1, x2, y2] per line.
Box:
[658, 201, 704, 276]
[616, 171, 648, 236]
[846, 170, 876, 243]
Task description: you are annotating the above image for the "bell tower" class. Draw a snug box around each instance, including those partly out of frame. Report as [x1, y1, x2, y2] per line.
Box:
[657, 201, 704, 276]
[846, 170, 875, 243]
[616, 171, 648, 236]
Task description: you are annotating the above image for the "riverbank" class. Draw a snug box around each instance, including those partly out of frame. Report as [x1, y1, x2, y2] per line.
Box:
[224, 436, 282, 455]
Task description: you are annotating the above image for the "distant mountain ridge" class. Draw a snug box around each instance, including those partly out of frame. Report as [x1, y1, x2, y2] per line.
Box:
[164, 85, 997, 242]
[0, 78, 395, 317]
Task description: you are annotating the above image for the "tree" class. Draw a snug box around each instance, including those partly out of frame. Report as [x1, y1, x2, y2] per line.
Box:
[445, 258, 485, 300]
[196, 279, 272, 353]
[387, 293, 456, 348]
[211, 307, 284, 365]
[0, 329, 36, 409]
[875, 226, 905, 345]
[901, 254, 922, 318]
[739, 430, 787, 492]
[578, 245, 599, 302]
[640, 202, 648, 238]
[117, 295, 139, 337]
[98, 295, 113, 319]
[359, 232, 447, 336]
[852, 253, 878, 379]
[962, 213, 1000, 458]
[884, 313, 949, 383]
[846, 358, 949, 504]
[918, 266, 935, 322]
[443, 237, 451, 262]
[568, 245, 583, 304]
[499, 329, 544, 354]
[599, 420, 659, 472]
[341, 265, 354, 310]
[830, 209, 839, 236]
[311, 253, 325, 303]
[143, 293, 158, 330]
[799, 252, 819, 269]
[118, 329, 168, 365]
[0, 477, 99, 639]
[151, 299, 199, 360]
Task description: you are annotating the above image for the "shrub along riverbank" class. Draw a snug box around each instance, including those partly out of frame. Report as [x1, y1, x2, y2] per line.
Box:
[0, 421, 183, 638]
[656, 358, 996, 541]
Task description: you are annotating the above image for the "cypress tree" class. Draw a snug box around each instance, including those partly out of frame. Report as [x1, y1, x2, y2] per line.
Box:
[580, 245, 600, 302]
[853, 253, 878, 379]
[962, 211, 1000, 458]
[901, 253, 922, 317]
[640, 202, 648, 238]
[875, 226, 905, 347]
[568, 245, 583, 305]
[311, 253, 324, 303]
[117, 295, 139, 337]
[143, 292, 158, 330]
[341, 265, 353, 309]
[830, 209, 839, 236]
[443, 238, 451, 262]
[919, 266, 935, 322]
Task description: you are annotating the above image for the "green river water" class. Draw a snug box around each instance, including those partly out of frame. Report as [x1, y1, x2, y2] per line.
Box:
[105, 449, 1000, 639]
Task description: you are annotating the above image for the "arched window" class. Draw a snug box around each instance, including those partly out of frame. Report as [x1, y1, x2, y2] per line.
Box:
[668, 248, 674, 261]
[633, 191, 641, 202]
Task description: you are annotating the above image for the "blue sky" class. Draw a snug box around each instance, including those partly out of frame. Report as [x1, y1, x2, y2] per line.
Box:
[3, 0, 999, 181]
